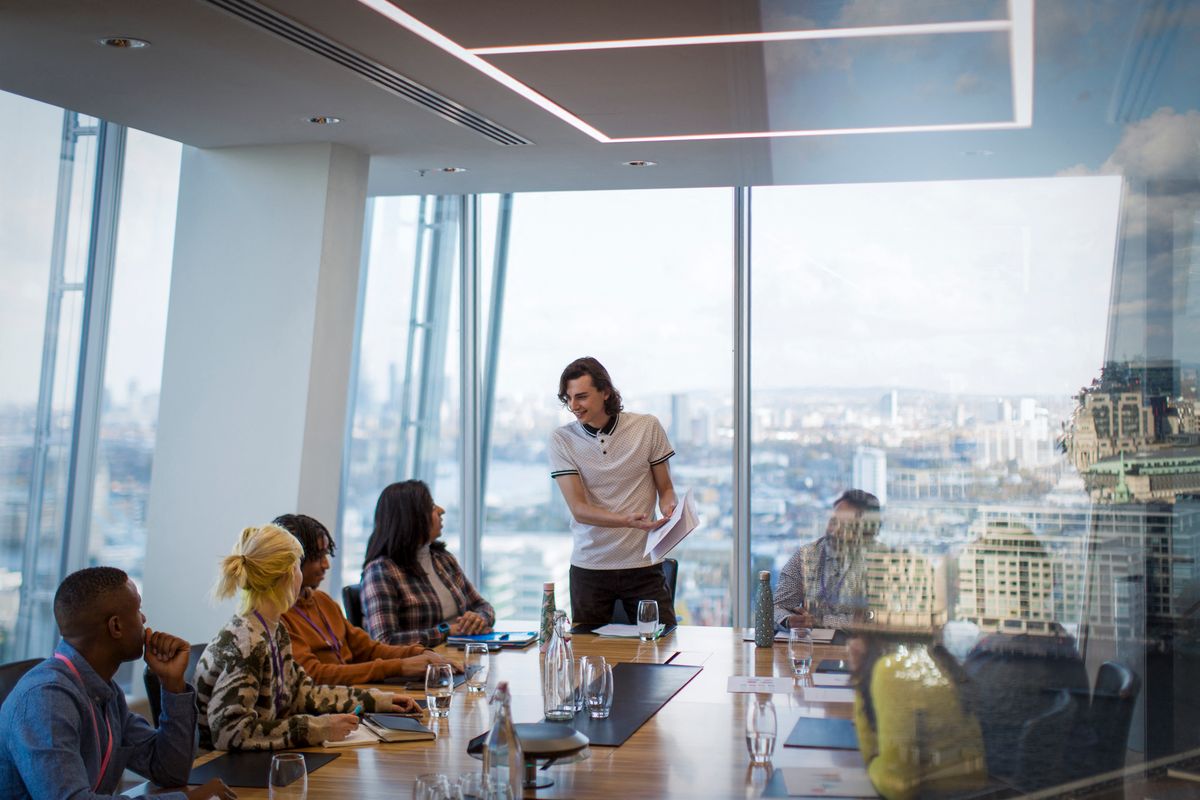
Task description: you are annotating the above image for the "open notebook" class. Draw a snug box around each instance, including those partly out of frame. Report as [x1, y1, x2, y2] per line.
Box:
[322, 714, 436, 747]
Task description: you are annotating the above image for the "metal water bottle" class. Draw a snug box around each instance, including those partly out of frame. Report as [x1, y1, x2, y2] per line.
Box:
[754, 570, 775, 648]
[538, 581, 556, 653]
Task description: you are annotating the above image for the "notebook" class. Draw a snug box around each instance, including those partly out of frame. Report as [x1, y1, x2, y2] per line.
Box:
[323, 714, 437, 747]
[784, 716, 860, 750]
[446, 631, 537, 648]
[188, 751, 339, 788]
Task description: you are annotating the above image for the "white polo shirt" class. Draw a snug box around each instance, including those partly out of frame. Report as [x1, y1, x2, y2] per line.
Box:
[549, 412, 675, 570]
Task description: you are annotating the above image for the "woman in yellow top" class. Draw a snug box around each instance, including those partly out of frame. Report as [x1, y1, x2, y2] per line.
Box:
[848, 630, 987, 800]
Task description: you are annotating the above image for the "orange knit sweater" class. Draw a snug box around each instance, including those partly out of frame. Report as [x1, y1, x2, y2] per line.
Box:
[282, 589, 427, 684]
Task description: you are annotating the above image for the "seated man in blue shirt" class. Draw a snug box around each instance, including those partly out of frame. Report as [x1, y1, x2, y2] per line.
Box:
[0, 566, 235, 800]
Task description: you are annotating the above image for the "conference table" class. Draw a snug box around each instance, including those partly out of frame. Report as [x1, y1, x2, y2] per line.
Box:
[189, 625, 861, 799]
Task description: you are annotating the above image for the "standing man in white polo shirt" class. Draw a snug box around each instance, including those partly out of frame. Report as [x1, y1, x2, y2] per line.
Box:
[549, 356, 679, 627]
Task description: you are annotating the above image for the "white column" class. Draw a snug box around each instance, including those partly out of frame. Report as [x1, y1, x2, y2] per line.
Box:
[143, 143, 368, 643]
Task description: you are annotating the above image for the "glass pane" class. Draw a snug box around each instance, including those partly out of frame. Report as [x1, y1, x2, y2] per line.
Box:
[340, 196, 462, 587]
[91, 128, 182, 586]
[480, 188, 733, 623]
[0, 92, 99, 660]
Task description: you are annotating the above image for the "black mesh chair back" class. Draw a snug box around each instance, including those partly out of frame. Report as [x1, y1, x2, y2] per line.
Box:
[1087, 661, 1140, 775]
[143, 643, 206, 727]
[1014, 688, 1078, 792]
[0, 658, 43, 708]
[343, 583, 365, 629]
[611, 558, 678, 624]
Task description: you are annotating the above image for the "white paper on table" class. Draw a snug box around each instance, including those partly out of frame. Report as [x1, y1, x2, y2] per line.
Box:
[741, 631, 790, 642]
[726, 676, 796, 694]
[742, 627, 837, 643]
[810, 628, 836, 642]
[812, 672, 851, 687]
[592, 623, 664, 638]
[802, 686, 856, 703]
[322, 725, 381, 748]
[780, 767, 878, 797]
[644, 489, 699, 561]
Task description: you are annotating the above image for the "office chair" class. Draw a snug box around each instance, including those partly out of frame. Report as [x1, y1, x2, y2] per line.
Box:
[144, 643, 207, 726]
[342, 583, 364, 629]
[0, 657, 43, 708]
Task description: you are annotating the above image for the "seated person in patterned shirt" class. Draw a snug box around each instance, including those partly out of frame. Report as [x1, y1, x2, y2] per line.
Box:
[275, 513, 460, 683]
[774, 489, 882, 630]
[0, 566, 234, 800]
[195, 523, 418, 750]
[362, 480, 495, 646]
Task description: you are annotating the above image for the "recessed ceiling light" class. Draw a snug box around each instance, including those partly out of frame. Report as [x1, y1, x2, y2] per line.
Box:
[416, 167, 468, 176]
[622, 160, 657, 167]
[307, 116, 342, 125]
[97, 37, 150, 49]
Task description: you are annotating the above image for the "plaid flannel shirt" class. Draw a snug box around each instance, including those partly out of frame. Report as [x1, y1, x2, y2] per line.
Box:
[773, 536, 869, 630]
[362, 549, 496, 646]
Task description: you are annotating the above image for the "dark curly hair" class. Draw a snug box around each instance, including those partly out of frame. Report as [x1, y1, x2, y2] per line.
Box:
[273, 513, 336, 563]
[557, 356, 623, 418]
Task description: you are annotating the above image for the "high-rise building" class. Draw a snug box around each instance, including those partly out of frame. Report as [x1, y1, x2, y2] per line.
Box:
[880, 390, 899, 426]
[852, 446, 887, 506]
[670, 393, 690, 447]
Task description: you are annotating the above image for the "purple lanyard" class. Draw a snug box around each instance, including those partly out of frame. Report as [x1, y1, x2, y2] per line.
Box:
[253, 612, 287, 716]
[817, 538, 851, 607]
[293, 605, 344, 663]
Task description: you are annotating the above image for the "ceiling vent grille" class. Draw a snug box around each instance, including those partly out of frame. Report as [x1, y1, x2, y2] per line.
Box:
[203, 0, 534, 146]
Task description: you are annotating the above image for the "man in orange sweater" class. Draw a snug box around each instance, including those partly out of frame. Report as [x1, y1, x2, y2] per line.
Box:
[275, 514, 460, 684]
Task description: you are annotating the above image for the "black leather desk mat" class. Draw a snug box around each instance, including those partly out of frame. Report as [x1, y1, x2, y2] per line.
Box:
[188, 750, 340, 788]
[562, 662, 701, 747]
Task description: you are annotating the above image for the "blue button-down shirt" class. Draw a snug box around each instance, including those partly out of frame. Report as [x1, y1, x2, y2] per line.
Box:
[0, 640, 197, 799]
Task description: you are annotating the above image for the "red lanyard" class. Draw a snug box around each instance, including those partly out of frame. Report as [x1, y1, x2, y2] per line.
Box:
[54, 653, 113, 792]
[293, 605, 344, 663]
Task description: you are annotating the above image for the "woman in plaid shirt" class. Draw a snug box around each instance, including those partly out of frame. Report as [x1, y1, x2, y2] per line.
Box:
[361, 480, 496, 646]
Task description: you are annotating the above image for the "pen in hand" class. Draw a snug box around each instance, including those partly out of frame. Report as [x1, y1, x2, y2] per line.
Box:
[352, 704, 363, 717]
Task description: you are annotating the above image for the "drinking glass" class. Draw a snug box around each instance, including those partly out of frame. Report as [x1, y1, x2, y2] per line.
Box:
[581, 656, 614, 719]
[425, 662, 454, 718]
[637, 599, 659, 641]
[455, 773, 488, 800]
[744, 696, 777, 765]
[788, 627, 814, 677]
[413, 773, 451, 800]
[268, 753, 307, 800]
[573, 658, 585, 711]
[464, 643, 490, 694]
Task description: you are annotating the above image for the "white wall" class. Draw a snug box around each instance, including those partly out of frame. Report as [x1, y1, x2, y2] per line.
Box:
[143, 142, 367, 643]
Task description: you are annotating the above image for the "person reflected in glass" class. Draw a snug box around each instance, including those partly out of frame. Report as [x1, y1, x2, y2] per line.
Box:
[549, 356, 679, 627]
[195, 523, 417, 750]
[847, 628, 987, 800]
[774, 489, 881, 630]
[361, 480, 495, 646]
[275, 513, 460, 684]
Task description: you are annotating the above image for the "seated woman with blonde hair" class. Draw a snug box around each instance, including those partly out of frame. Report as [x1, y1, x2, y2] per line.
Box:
[195, 523, 417, 750]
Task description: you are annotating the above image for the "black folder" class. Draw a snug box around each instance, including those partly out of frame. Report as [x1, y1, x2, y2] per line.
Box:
[187, 750, 340, 788]
[784, 716, 859, 750]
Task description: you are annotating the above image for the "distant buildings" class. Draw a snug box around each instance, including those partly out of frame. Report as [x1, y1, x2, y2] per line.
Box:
[852, 447, 887, 506]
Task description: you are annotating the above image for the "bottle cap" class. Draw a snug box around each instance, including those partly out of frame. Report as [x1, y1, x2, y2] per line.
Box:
[496, 681, 508, 691]
[759, 570, 770, 580]
[543, 581, 555, 591]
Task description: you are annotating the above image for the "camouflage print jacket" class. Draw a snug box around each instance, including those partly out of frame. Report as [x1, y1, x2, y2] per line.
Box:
[195, 613, 381, 750]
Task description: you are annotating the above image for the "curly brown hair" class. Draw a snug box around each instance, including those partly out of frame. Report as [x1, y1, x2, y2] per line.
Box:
[557, 356, 623, 417]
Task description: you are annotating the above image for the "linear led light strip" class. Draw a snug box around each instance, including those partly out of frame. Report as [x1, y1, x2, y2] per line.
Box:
[354, 0, 1034, 143]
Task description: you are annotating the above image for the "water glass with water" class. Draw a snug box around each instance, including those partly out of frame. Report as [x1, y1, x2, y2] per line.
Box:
[637, 599, 659, 641]
[426, 662, 454, 718]
[464, 643, 490, 694]
[788, 627, 814, 677]
[268, 753, 307, 800]
[744, 695, 777, 765]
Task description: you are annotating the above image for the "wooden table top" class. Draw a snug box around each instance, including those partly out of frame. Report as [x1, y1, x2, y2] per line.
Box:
[186, 626, 860, 799]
